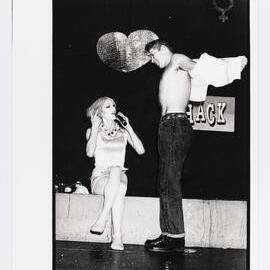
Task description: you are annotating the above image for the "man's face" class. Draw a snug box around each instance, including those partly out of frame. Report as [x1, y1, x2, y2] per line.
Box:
[148, 46, 169, 69]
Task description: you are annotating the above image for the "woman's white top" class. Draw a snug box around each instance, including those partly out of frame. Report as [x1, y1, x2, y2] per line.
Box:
[94, 128, 128, 170]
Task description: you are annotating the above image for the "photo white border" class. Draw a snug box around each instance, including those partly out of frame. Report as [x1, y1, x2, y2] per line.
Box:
[250, 1, 270, 270]
[5, 0, 270, 269]
[0, 0, 12, 269]
[12, 0, 52, 269]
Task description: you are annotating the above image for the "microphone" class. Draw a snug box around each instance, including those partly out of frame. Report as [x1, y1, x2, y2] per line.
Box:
[115, 113, 127, 127]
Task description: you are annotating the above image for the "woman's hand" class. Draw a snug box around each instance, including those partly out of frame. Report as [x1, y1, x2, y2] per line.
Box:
[86, 111, 101, 158]
[91, 111, 102, 129]
[118, 112, 145, 155]
[117, 112, 130, 130]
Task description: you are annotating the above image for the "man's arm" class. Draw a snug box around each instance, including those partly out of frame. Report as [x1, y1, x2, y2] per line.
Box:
[173, 53, 196, 72]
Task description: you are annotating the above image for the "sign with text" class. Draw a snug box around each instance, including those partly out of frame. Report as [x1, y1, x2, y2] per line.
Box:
[187, 96, 235, 132]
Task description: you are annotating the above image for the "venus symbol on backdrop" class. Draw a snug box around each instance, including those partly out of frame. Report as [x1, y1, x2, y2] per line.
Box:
[96, 30, 159, 72]
[213, 0, 234, 23]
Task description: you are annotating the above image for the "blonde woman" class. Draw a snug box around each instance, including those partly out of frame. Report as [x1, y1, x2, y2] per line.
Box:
[86, 96, 145, 250]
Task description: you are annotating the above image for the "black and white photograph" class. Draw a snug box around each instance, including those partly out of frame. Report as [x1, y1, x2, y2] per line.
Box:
[53, 0, 250, 269]
[4, 0, 270, 270]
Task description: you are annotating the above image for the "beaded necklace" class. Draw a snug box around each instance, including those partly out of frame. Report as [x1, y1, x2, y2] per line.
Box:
[100, 122, 120, 137]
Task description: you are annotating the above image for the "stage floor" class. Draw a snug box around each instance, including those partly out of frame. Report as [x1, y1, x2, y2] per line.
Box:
[55, 241, 247, 270]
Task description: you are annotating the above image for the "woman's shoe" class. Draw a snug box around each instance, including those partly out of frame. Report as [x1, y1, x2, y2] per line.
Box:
[90, 229, 104, 235]
[90, 223, 105, 235]
[111, 235, 124, 251]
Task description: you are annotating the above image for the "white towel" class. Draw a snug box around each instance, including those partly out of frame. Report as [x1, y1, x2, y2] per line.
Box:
[189, 53, 244, 102]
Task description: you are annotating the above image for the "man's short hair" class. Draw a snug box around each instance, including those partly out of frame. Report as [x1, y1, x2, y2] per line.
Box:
[145, 39, 174, 53]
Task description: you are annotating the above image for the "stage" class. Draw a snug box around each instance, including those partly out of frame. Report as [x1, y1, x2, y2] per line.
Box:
[55, 240, 247, 270]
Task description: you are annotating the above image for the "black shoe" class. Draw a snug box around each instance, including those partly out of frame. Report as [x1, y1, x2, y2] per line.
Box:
[146, 236, 185, 252]
[144, 234, 167, 249]
[90, 229, 104, 235]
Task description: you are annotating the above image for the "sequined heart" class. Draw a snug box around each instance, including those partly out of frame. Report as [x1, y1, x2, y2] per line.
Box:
[96, 30, 159, 72]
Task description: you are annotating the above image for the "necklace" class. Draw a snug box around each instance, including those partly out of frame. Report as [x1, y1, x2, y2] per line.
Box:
[100, 122, 120, 137]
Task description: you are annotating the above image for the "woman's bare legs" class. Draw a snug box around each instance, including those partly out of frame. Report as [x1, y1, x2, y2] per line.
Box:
[91, 166, 122, 233]
[111, 173, 127, 250]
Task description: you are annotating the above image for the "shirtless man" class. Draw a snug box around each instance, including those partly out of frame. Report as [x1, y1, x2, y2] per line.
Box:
[143, 39, 247, 252]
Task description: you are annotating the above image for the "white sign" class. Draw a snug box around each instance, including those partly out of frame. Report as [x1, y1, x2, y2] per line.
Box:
[187, 96, 235, 132]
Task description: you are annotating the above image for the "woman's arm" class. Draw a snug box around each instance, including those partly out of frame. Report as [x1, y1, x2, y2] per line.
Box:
[86, 112, 101, 158]
[126, 127, 145, 155]
[86, 126, 99, 158]
[117, 112, 145, 155]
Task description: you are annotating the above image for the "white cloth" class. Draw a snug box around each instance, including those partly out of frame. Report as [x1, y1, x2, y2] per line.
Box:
[189, 53, 244, 102]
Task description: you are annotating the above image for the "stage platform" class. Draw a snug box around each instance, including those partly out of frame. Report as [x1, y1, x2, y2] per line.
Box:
[55, 194, 247, 249]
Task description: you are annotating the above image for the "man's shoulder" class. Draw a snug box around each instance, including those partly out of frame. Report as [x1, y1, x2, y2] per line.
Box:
[171, 53, 190, 63]
[170, 53, 197, 72]
[171, 53, 191, 70]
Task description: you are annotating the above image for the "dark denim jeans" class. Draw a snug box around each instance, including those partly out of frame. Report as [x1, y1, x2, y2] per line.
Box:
[158, 113, 193, 236]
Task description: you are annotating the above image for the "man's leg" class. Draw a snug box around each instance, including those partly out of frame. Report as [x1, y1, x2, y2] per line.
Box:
[144, 120, 170, 249]
[165, 121, 193, 236]
[145, 117, 193, 251]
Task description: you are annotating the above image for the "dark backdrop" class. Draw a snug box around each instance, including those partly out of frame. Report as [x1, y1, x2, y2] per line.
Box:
[53, 0, 249, 200]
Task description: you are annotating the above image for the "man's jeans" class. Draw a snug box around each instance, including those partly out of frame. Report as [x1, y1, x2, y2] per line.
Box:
[158, 113, 193, 236]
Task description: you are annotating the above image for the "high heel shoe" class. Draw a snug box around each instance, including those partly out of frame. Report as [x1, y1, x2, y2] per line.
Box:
[90, 224, 105, 235]
[110, 234, 124, 251]
[90, 229, 104, 235]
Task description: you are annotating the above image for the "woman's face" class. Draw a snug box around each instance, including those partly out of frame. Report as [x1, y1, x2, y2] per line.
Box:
[101, 99, 116, 120]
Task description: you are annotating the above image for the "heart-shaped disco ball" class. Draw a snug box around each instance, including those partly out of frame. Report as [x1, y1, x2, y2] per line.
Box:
[96, 30, 159, 72]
